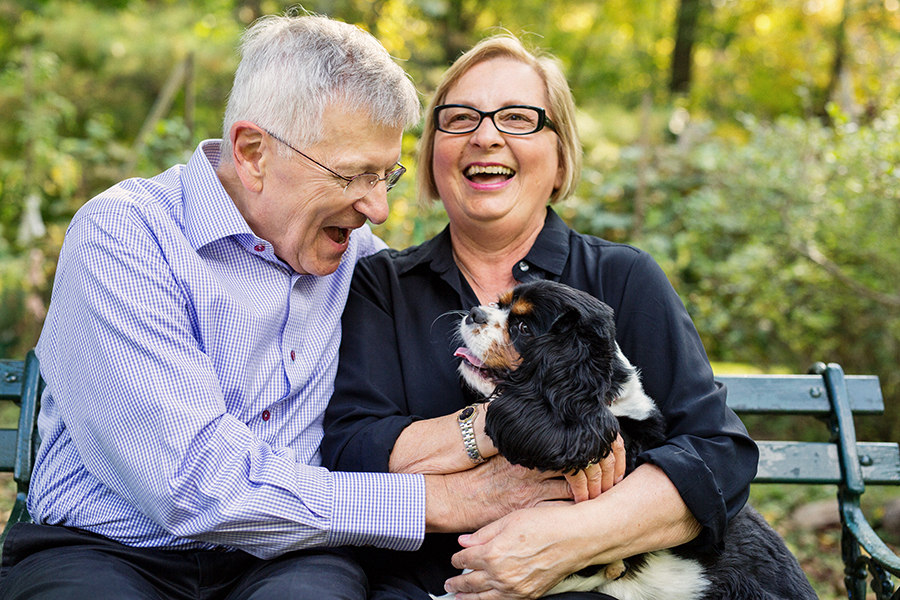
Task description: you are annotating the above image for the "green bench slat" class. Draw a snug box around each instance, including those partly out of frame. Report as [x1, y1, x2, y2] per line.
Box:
[755, 441, 900, 485]
[720, 374, 884, 414]
[0, 429, 16, 470]
[0, 360, 26, 401]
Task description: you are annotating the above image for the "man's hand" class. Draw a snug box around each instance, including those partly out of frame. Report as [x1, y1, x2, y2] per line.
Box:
[425, 455, 572, 533]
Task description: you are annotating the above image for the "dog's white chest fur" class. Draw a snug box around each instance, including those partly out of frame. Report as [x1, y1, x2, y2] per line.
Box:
[428, 551, 709, 600]
[548, 550, 710, 599]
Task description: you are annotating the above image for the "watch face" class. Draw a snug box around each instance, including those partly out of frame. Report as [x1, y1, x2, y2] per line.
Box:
[459, 406, 475, 421]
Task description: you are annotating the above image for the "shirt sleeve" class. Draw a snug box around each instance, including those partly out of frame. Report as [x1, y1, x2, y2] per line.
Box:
[608, 249, 758, 550]
[321, 253, 418, 474]
[34, 202, 424, 558]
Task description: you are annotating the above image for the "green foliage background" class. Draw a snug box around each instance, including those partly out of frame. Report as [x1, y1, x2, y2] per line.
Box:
[0, 1, 899, 596]
[1, 0, 898, 434]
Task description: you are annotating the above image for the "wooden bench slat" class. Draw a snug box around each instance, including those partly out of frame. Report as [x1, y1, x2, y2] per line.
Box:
[755, 441, 900, 485]
[720, 374, 884, 414]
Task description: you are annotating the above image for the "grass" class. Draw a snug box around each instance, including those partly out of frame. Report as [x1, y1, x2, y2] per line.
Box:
[751, 483, 900, 599]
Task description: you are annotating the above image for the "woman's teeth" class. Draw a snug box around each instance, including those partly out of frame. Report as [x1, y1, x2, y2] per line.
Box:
[465, 165, 514, 179]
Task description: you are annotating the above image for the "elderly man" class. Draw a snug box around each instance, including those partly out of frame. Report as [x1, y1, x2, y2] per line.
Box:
[0, 14, 573, 600]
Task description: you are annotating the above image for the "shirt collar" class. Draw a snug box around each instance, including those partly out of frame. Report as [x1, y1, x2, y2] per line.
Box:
[396, 206, 571, 281]
[521, 207, 570, 278]
[182, 140, 257, 252]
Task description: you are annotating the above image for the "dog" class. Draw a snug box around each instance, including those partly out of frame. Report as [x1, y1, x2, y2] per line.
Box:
[453, 280, 817, 600]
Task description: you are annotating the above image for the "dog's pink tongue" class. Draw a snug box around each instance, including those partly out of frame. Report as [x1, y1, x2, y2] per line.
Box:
[454, 347, 485, 368]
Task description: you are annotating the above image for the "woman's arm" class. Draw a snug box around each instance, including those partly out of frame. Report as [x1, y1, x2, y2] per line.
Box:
[443, 463, 701, 600]
[389, 403, 496, 474]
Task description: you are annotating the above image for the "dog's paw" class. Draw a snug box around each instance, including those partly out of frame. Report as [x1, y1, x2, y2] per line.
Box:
[428, 569, 474, 599]
[604, 560, 627, 580]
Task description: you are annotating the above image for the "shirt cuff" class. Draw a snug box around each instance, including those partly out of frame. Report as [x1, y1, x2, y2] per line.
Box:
[327, 470, 426, 551]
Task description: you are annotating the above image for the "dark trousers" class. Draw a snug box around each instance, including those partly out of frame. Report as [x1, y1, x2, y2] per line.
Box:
[0, 523, 367, 600]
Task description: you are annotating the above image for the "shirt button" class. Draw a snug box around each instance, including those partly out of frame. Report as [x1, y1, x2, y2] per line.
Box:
[262, 410, 271, 421]
[290, 350, 296, 361]
[254, 244, 265, 252]
[518, 261, 529, 272]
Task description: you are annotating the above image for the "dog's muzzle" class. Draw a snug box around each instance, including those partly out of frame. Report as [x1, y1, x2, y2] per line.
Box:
[466, 306, 489, 325]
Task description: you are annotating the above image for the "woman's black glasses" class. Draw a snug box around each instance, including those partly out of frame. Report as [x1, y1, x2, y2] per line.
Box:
[434, 105, 556, 135]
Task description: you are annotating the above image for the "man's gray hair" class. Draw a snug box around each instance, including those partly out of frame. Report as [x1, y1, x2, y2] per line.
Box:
[221, 13, 420, 156]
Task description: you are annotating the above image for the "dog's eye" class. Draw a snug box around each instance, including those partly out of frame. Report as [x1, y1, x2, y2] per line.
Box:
[515, 322, 531, 336]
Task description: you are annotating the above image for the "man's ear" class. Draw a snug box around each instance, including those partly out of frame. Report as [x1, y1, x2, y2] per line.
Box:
[230, 121, 267, 193]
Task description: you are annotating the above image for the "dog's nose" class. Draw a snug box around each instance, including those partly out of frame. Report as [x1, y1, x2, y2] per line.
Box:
[466, 306, 489, 325]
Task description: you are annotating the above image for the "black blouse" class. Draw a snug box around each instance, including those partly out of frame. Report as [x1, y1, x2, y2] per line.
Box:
[322, 208, 758, 596]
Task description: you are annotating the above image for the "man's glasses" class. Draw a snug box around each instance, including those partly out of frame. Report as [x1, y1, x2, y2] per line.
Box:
[263, 128, 406, 200]
[433, 105, 557, 136]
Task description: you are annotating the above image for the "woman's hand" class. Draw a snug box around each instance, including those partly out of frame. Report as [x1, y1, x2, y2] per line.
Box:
[563, 433, 626, 502]
[443, 504, 592, 600]
[442, 463, 703, 600]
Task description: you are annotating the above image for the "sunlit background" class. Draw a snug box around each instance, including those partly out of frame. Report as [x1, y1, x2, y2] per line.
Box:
[1, 2, 898, 596]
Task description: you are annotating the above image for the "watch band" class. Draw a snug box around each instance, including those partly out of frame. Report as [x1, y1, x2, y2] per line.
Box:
[458, 404, 485, 464]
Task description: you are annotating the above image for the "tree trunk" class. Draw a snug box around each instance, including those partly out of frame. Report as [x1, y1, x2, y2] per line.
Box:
[670, 0, 702, 94]
[816, 1, 849, 122]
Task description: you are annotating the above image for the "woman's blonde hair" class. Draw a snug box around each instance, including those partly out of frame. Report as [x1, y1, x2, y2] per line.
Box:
[417, 34, 582, 204]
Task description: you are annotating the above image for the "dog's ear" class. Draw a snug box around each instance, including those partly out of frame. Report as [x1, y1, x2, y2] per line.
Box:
[548, 307, 582, 335]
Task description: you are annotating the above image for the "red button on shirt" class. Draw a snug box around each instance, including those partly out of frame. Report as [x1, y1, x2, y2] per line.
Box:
[262, 410, 270, 421]
[254, 244, 265, 252]
[290, 350, 296, 361]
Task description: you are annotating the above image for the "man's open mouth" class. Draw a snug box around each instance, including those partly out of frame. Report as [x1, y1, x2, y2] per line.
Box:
[324, 226, 350, 245]
[464, 164, 514, 184]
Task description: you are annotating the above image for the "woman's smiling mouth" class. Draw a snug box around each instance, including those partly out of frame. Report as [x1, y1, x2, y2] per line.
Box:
[465, 164, 515, 184]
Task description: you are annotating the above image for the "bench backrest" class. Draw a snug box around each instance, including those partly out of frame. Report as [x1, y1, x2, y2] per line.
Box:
[719, 371, 900, 486]
[2, 360, 897, 491]
[0, 351, 42, 491]
[721, 364, 900, 597]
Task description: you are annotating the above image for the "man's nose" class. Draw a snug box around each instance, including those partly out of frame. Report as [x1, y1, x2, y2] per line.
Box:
[354, 183, 390, 225]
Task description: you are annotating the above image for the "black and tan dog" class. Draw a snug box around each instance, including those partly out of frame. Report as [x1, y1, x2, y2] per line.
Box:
[454, 280, 817, 600]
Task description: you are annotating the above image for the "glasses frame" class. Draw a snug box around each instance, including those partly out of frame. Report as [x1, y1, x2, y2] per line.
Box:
[262, 128, 406, 199]
[433, 104, 557, 136]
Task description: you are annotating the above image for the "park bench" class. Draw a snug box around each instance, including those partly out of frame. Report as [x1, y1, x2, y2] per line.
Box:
[718, 364, 900, 599]
[0, 350, 42, 552]
[0, 353, 898, 598]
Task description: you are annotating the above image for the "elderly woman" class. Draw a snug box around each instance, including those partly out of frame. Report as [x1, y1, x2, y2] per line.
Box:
[321, 35, 757, 600]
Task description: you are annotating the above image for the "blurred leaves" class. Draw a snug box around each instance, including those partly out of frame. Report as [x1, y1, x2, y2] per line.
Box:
[565, 101, 900, 441]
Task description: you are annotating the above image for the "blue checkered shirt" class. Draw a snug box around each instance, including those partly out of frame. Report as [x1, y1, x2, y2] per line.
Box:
[29, 140, 425, 558]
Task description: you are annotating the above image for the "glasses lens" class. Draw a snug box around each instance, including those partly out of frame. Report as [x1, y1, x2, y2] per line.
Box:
[495, 107, 541, 134]
[385, 165, 406, 190]
[437, 106, 481, 133]
[343, 165, 405, 199]
[344, 175, 378, 200]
